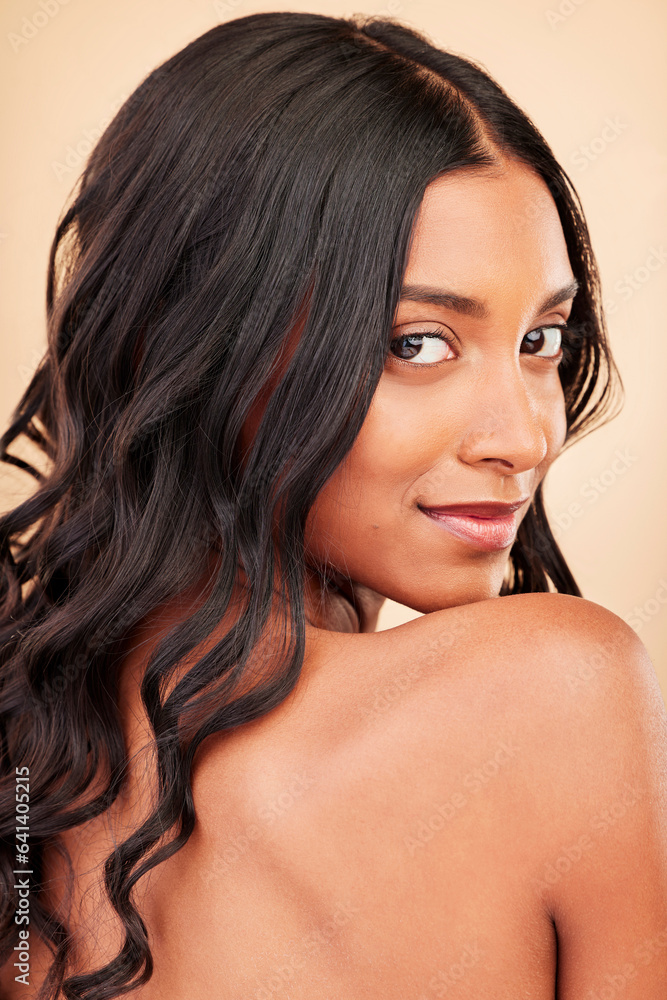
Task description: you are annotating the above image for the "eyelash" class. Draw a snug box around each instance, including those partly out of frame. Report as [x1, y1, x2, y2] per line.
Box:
[387, 325, 575, 368]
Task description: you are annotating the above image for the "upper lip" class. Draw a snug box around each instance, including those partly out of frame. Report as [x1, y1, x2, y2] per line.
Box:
[418, 498, 530, 518]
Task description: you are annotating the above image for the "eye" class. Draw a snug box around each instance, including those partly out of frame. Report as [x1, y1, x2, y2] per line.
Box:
[388, 329, 457, 365]
[521, 325, 565, 359]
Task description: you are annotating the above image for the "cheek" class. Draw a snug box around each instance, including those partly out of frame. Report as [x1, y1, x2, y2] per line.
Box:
[303, 384, 436, 564]
[340, 390, 434, 493]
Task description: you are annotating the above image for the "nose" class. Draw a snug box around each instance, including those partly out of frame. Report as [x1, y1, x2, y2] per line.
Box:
[456, 363, 549, 474]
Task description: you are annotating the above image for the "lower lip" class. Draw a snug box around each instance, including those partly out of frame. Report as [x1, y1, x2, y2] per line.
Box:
[419, 508, 518, 551]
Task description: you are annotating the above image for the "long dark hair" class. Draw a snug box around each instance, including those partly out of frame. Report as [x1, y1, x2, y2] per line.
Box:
[0, 12, 620, 998]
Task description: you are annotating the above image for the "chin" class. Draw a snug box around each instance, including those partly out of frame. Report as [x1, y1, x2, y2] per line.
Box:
[390, 563, 508, 616]
[412, 589, 501, 616]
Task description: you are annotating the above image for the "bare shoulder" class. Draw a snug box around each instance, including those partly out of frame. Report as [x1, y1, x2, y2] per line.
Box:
[360, 592, 661, 814]
[388, 590, 666, 806]
[396, 588, 646, 652]
[386, 593, 667, 997]
[382, 590, 657, 706]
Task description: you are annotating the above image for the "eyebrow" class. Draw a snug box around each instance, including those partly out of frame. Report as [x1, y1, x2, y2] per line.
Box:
[399, 278, 580, 319]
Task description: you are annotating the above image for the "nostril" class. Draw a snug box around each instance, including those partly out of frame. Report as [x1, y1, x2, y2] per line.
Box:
[481, 457, 514, 469]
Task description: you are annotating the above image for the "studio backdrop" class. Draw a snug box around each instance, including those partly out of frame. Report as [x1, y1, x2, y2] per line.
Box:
[1, 0, 665, 701]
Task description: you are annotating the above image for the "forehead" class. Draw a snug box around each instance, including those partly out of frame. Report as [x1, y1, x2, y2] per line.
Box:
[403, 159, 573, 299]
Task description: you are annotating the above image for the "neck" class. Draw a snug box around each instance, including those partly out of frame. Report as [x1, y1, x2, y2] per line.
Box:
[202, 541, 386, 634]
[303, 563, 386, 633]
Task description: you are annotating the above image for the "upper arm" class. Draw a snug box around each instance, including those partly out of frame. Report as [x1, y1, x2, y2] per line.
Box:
[517, 596, 667, 999]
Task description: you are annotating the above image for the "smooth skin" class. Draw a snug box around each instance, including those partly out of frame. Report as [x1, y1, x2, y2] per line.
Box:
[4, 157, 666, 999]
[303, 156, 570, 626]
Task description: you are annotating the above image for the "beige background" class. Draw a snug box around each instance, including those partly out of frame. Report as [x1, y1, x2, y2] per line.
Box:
[1, 0, 665, 702]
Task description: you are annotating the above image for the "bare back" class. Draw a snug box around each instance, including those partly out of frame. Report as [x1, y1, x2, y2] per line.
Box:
[3, 591, 664, 999]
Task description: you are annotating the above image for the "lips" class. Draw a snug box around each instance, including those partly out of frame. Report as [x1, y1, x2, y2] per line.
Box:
[418, 498, 529, 551]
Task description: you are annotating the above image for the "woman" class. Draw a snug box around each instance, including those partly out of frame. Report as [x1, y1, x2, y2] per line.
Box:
[1, 11, 665, 999]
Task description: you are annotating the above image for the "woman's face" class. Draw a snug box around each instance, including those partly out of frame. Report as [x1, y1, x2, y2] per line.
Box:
[303, 158, 575, 621]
